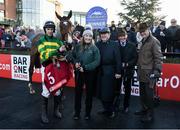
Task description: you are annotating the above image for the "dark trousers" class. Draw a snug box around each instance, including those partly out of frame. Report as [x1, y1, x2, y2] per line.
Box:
[167, 41, 174, 52]
[115, 70, 133, 109]
[121, 76, 132, 108]
[74, 70, 95, 115]
[139, 82, 154, 110]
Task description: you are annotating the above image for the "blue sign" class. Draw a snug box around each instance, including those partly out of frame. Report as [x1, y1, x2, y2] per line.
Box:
[86, 6, 107, 29]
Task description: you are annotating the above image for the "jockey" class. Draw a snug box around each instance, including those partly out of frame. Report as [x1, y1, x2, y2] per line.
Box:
[37, 20, 66, 123]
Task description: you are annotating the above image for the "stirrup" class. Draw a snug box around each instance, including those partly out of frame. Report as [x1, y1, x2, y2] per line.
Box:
[28, 83, 36, 94]
[30, 89, 36, 94]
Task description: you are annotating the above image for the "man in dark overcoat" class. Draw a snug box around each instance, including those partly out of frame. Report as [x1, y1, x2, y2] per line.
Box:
[96, 27, 121, 118]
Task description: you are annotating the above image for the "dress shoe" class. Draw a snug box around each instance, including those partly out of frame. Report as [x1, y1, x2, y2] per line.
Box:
[108, 112, 115, 119]
[84, 115, 91, 120]
[124, 107, 129, 113]
[141, 115, 153, 123]
[134, 109, 147, 115]
[73, 113, 80, 120]
[97, 110, 108, 115]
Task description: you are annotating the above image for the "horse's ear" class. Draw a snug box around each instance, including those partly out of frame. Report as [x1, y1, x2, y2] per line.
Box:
[55, 11, 62, 21]
[67, 10, 72, 19]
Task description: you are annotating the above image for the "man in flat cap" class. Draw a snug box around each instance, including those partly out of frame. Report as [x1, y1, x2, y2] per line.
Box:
[96, 27, 121, 118]
[135, 22, 163, 122]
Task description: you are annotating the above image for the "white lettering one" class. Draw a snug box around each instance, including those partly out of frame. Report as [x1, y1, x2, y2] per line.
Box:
[170, 76, 179, 89]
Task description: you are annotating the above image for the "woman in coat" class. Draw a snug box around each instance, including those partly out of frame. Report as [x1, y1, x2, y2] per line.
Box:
[72, 29, 100, 120]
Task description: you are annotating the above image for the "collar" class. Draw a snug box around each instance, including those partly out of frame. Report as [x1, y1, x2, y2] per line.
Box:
[142, 33, 151, 44]
[119, 40, 127, 47]
[101, 39, 110, 44]
[45, 35, 53, 41]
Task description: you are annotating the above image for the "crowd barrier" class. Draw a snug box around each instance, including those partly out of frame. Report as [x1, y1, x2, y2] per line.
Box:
[0, 53, 180, 101]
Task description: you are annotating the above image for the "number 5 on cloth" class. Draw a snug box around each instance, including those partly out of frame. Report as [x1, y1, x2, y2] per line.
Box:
[44, 62, 71, 95]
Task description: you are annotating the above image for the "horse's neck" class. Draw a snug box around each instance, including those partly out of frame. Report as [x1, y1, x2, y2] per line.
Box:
[61, 34, 66, 41]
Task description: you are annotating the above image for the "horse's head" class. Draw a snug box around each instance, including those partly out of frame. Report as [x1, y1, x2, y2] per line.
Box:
[55, 10, 73, 43]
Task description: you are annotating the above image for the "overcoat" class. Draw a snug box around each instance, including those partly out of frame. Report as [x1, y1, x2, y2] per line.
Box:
[96, 40, 121, 101]
[137, 34, 163, 83]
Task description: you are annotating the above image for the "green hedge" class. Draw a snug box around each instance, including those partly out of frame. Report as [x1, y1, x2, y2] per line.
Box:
[163, 58, 180, 64]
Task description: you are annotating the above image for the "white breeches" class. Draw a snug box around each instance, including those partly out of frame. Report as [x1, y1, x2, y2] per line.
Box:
[41, 82, 62, 98]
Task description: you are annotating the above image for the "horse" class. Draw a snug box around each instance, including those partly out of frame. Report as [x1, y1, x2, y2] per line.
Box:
[28, 10, 73, 94]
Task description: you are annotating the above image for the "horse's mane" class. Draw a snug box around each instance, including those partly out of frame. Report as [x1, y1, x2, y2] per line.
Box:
[30, 33, 44, 56]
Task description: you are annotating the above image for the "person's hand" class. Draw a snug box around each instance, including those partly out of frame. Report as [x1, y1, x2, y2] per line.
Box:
[59, 45, 66, 52]
[160, 31, 165, 37]
[126, 63, 129, 67]
[75, 62, 81, 69]
[122, 63, 125, 67]
[115, 74, 121, 79]
[73, 35, 80, 42]
[58, 57, 66, 61]
[79, 67, 84, 72]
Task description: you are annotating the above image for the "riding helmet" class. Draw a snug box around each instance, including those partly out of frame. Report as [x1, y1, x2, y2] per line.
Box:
[43, 21, 56, 32]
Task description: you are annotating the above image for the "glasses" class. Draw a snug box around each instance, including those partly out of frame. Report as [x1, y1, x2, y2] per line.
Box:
[171, 21, 176, 23]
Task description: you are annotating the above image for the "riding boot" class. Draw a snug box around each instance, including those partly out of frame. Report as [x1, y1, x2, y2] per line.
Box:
[54, 95, 62, 119]
[41, 97, 49, 123]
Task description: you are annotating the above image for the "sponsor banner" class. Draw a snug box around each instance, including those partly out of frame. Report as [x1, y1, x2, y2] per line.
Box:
[0, 54, 11, 78]
[121, 86, 140, 96]
[10, 54, 42, 82]
[11, 55, 30, 81]
[1, 54, 180, 101]
[121, 67, 140, 96]
[157, 64, 180, 101]
[86, 6, 107, 29]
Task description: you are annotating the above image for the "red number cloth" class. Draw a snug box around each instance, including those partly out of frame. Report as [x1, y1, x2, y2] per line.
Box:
[44, 61, 73, 95]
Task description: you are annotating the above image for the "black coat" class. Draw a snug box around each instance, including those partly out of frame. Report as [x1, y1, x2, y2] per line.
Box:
[109, 27, 118, 41]
[155, 28, 170, 52]
[96, 40, 121, 101]
[118, 41, 138, 77]
[174, 28, 180, 50]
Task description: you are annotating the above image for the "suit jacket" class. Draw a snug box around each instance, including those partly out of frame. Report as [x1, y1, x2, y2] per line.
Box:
[118, 41, 138, 77]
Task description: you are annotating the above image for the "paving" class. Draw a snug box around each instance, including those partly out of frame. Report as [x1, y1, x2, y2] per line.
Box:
[0, 78, 180, 129]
